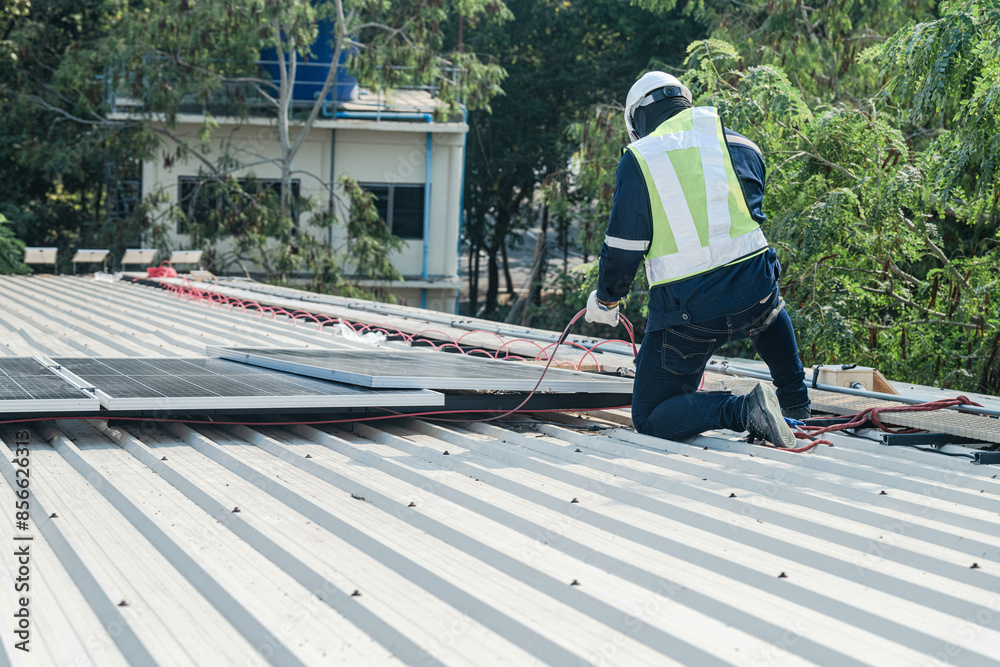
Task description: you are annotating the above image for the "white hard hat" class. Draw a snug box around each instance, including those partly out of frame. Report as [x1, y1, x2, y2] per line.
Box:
[624, 71, 692, 141]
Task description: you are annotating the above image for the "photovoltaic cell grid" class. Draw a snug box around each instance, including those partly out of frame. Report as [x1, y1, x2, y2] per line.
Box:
[0, 357, 100, 414]
[53, 357, 443, 411]
[210, 348, 635, 393]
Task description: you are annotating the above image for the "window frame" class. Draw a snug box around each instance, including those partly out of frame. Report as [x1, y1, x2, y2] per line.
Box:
[357, 182, 426, 241]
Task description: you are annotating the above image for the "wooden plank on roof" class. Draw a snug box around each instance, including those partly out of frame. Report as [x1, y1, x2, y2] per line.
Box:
[703, 373, 1000, 446]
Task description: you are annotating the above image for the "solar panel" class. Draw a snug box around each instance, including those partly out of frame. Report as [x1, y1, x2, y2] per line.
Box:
[208, 347, 635, 393]
[0, 357, 100, 414]
[53, 357, 444, 411]
[23, 247, 57, 265]
[120, 248, 157, 265]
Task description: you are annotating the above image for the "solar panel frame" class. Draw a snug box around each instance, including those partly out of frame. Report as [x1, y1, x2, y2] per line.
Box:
[0, 357, 100, 414]
[53, 357, 444, 411]
[208, 347, 635, 393]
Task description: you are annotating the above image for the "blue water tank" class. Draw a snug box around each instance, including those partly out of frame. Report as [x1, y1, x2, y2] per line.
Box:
[259, 19, 359, 103]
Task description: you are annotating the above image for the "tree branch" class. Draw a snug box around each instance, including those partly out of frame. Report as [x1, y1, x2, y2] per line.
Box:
[289, 8, 354, 161]
[25, 95, 126, 127]
[860, 285, 950, 319]
[771, 139, 859, 180]
[898, 215, 974, 291]
[888, 259, 923, 288]
[906, 319, 984, 331]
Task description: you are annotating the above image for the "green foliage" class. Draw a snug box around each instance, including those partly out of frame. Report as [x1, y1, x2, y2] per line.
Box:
[0, 214, 28, 274]
[700, 0, 939, 104]
[0, 0, 157, 274]
[864, 1, 1000, 216]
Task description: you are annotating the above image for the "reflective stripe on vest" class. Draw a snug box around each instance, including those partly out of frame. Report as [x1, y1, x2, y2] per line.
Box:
[627, 107, 768, 286]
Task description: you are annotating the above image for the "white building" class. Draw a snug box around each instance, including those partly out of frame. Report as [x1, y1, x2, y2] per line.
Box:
[134, 89, 467, 313]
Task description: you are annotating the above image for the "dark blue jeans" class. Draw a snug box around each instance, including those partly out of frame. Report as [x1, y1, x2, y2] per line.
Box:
[631, 288, 810, 441]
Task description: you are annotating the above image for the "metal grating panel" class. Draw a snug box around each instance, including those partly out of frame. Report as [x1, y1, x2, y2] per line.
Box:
[53, 357, 443, 411]
[0, 357, 99, 413]
[210, 347, 635, 393]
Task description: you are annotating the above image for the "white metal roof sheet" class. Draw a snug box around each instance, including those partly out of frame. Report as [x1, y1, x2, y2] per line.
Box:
[0, 275, 997, 666]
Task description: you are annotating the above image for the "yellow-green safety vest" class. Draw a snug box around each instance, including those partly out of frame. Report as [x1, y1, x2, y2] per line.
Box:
[625, 106, 769, 287]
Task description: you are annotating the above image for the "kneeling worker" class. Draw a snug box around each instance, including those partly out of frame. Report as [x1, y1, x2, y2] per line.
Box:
[585, 72, 811, 447]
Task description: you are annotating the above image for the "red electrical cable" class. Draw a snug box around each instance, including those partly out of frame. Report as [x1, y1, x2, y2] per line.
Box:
[411, 308, 635, 423]
[0, 405, 635, 429]
[158, 280, 640, 369]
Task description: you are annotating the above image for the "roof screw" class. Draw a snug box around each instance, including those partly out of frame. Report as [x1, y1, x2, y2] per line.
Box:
[570, 498, 579, 504]
[118, 600, 129, 607]
[160, 456, 168, 461]
[777, 572, 788, 579]
[703, 446, 709, 450]
[351, 590, 362, 597]
[970, 563, 981, 569]
[879, 490, 887, 495]
[232, 507, 241, 513]
[443, 450, 450, 455]
[729, 493, 737, 498]
[575, 449, 582, 453]
[305, 454, 313, 459]
[570, 580, 580, 586]
[49, 513, 58, 519]
[408, 502, 416, 508]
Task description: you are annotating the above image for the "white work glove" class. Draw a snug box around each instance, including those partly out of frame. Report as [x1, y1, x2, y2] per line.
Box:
[585, 290, 620, 326]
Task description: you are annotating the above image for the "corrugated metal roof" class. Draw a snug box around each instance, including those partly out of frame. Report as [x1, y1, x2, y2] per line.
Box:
[0, 275, 353, 357]
[1, 275, 999, 666]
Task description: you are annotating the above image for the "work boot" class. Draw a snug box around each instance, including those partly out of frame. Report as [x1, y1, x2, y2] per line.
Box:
[782, 404, 811, 421]
[743, 384, 797, 448]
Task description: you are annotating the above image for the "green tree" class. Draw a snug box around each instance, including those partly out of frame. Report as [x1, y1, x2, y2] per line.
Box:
[1, 0, 156, 272]
[0, 214, 27, 274]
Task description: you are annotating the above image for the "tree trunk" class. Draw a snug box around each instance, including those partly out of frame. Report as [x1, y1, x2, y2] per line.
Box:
[523, 204, 548, 323]
[561, 216, 570, 272]
[500, 241, 515, 295]
[484, 244, 500, 316]
[468, 239, 480, 315]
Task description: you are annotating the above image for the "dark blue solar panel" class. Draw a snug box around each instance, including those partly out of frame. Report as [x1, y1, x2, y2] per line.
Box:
[0, 358, 93, 401]
[52, 357, 440, 409]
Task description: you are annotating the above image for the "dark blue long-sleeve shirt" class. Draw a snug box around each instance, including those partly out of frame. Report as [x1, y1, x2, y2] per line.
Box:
[596, 127, 782, 332]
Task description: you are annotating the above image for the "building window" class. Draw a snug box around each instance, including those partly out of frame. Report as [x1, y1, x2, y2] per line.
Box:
[358, 183, 425, 240]
[176, 176, 301, 235]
